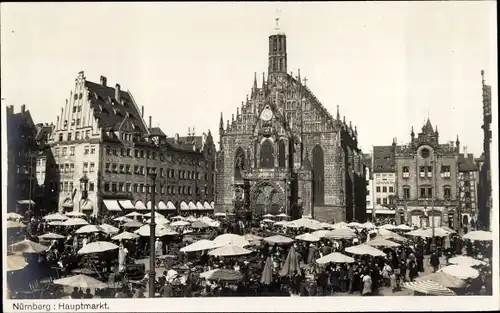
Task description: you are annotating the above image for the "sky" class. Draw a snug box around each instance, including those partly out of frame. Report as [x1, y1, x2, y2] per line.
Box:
[1, 2, 497, 157]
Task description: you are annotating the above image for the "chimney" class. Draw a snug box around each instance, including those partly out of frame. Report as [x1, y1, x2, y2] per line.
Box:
[6, 105, 14, 115]
[100, 76, 107, 87]
[149, 116, 152, 129]
[174, 133, 179, 144]
[141, 106, 144, 118]
[463, 146, 467, 155]
[21, 104, 26, 114]
[115, 84, 121, 102]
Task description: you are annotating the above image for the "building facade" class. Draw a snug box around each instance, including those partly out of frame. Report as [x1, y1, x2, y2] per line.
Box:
[6, 105, 39, 215]
[371, 146, 397, 219]
[215, 26, 366, 222]
[363, 154, 374, 219]
[477, 70, 492, 230]
[457, 147, 479, 229]
[48, 71, 216, 215]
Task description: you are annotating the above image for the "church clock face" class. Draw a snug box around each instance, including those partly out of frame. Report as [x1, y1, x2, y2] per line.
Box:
[261, 108, 273, 121]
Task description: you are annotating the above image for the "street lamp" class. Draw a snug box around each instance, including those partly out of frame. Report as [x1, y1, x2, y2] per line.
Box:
[148, 172, 157, 298]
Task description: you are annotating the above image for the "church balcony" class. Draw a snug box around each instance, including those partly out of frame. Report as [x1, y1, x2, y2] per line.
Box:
[242, 167, 291, 181]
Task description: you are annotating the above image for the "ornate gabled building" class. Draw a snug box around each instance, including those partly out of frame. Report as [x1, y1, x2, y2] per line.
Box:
[393, 119, 464, 229]
[48, 71, 216, 215]
[215, 24, 366, 222]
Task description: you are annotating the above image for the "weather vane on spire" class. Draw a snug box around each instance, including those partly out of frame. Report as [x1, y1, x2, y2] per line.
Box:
[275, 8, 282, 30]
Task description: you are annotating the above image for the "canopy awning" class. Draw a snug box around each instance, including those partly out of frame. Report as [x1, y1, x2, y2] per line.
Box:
[158, 201, 168, 210]
[103, 200, 122, 212]
[17, 200, 35, 205]
[62, 200, 74, 208]
[210, 201, 215, 209]
[203, 201, 211, 210]
[180, 201, 189, 211]
[134, 200, 147, 211]
[188, 201, 197, 210]
[146, 201, 158, 210]
[196, 201, 204, 210]
[118, 200, 135, 210]
[166, 201, 176, 210]
[366, 208, 396, 215]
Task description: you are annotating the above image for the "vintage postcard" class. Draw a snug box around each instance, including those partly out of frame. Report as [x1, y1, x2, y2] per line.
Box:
[1, 1, 498, 312]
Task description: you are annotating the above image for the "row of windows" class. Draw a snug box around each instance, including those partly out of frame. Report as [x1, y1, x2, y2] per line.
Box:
[400, 186, 453, 200]
[57, 129, 92, 142]
[401, 165, 452, 178]
[375, 186, 394, 193]
[103, 182, 213, 196]
[103, 163, 214, 181]
[105, 146, 211, 167]
[57, 181, 95, 192]
[55, 145, 96, 157]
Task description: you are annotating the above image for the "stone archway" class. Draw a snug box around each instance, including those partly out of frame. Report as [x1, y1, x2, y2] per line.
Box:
[250, 181, 285, 215]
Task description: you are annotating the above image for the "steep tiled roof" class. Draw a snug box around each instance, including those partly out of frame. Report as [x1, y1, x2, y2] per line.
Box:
[373, 146, 395, 173]
[85, 81, 147, 134]
[167, 136, 204, 151]
[458, 154, 479, 172]
[422, 118, 434, 134]
[148, 127, 166, 137]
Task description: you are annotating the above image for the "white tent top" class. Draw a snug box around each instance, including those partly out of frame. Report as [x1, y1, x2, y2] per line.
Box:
[213, 234, 250, 247]
[214, 212, 227, 217]
[395, 224, 413, 231]
[134, 200, 147, 211]
[111, 231, 139, 241]
[62, 218, 89, 226]
[462, 230, 492, 241]
[43, 213, 69, 221]
[402, 280, 456, 296]
[361, 222, 376, 229]
[379, 224, 397, 230]
[38, 232, 66, 240]
[448, 256, 486, 267]
[65, 211, 87, 217]
[264, 235, 294, 245]
[295, 233, 320, 242]
[143, 211, 165, 218]
[170, 220, 191, 227]
[263, 213, 275, 218]
[75, 225, 104, 234]
[99, 223, 119, 234]
[134, 224, 179, 237]
[208, 245, 252, 257]
[157, 201, 168, 210]
[438, 265, 480, 280]
[125, 212, 143, 217]
[345, 244, 386, 257]
[171, 215, 185, 220]
[262, 218, 275, 223]
[53, 274, 109, 289]
[331, 221, 349, 229]
[316, 252, 355, 265]
[77, 241, 119, 255]
[180, 239, 220, 253]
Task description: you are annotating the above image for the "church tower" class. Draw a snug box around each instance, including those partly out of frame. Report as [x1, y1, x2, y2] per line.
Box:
[268, 17, 287, 76]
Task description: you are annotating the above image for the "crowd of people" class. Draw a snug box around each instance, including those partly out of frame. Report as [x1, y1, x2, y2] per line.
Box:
[6, 210, 493, 299]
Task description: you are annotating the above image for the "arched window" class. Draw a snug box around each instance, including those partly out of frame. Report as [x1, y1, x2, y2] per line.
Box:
[312, 145, 325, 205]
[443, 185, 452, 200]
[260, 139, 274, 169]
[278, 140, 286, 168]
[234, 147, 245, 180]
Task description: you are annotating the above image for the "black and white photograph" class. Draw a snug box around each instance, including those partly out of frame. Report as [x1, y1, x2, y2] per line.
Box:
[1, 2, 498, 311]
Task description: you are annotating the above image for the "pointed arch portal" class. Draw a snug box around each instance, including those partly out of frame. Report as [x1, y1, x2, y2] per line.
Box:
[312, 145, 325, 205]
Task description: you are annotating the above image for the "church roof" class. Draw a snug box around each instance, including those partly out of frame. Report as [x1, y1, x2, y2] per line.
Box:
[422, 118, 434, 134]
[85, 81, 148, 135]
[373, 146, 395, 173]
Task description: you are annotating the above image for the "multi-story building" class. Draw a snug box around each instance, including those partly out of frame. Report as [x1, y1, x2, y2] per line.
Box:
[6, 104, 39, 216]
[457, 147, 479, 230]
[363, 154, 374, 219]
[215, 23, 366, 222]
[393, 119, 463, 228]
[477, 70, 492, 230]
[48, 71, 216, 215]
[371, 146, 397, 219]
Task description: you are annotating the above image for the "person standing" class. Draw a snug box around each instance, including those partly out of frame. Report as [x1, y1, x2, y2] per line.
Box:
[429, 251, 440, 273]
[361, 271, 372, 296]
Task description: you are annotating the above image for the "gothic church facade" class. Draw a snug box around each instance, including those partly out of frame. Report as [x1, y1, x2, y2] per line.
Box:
[215, 27, 366, 222]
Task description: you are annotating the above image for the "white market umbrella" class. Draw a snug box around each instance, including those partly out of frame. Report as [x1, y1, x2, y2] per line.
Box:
[311, 230, 334, 238]
[448, 256, 486, 267]
[185, 216, 198, 222]
[76, 225, 104, 234]
[10, 239, 48, 254]
[122, 220, 144, 228]
[332, 221, 349, 229]
[99, 223, 119, 234]
[366, 237, 400, 248]
[262, 218, 275, 223]
[208, 245, 252, 257]
[263, 214, 274, 218]
[180, 239, 221, 253]
[374, 229, 407, 242]
[264, 235, 295, 245]
[295, 233, 320, 242]
[274, 221, 288, 226]
[438, 265, 480, 280]
[143, 211, 165, 219]
[65, 211, 87, 217]
[48, 221, 65, 226]
[171, 215, 186, 220]
[286, 217, 320, 229]
[244, 234, 263, 242]
[379, 224, 397, 230]
[345, 244, 386, 257]
[395, 224, 413, 231]
[125, 212, 143, 218]
[348, 222, 362, 228]
[170, 220, 191, 227]
[111, 231, 139, 241]
[402, 280, 456, 296]
[134, 224, 178, 237]
[213, 234, 250, 247]
[316, 252, 355, 265]
[145, 217, 170, 225]
[7, 212, 24, 220]
[43, 212, 68, 221]
[113, 216, 133, 223]
[214, 212, 227, 217]
[200, 269, 243, 281]
[319, 222, 335, 229]
[7, 254, 28, 271]
[77, 241, 119, 255]
[53, 274, 108, 289]
[198, 216, 215, 224]
[62, 218, 89, 226]
[462, 230, 492, 241]
[406, 228, 428, 237]
[415, 271, 466, 289]
[361, 222, 376, 229]
[324, 228, 357, 239]
[38, 233, 65, 240]
[276, 213, 288, 218]
[7, 221, 27, 229]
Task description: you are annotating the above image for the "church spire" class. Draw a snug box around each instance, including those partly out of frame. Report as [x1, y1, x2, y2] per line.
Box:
[262, 72, 266, 89]
[336, 105, 340, 120]
[253, 72, 257, 90]
[219, 112, 224, 131]
[297, 69, 301, 83]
